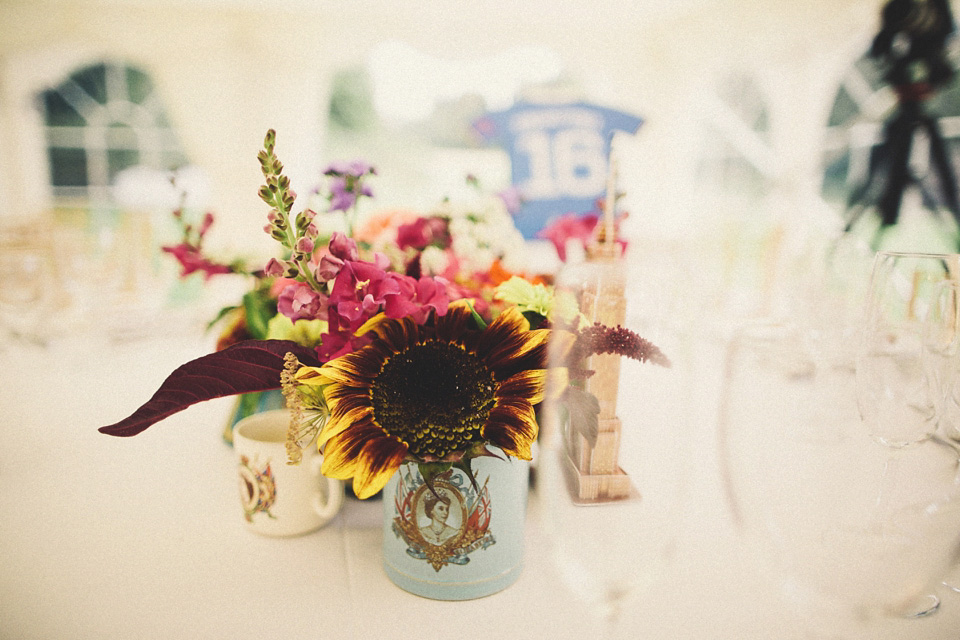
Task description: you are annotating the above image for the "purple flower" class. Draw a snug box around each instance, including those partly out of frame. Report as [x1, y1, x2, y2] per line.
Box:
[323, 160, 376, 178]
[329, 177, 355, 212]
[497, 187, 524, 215]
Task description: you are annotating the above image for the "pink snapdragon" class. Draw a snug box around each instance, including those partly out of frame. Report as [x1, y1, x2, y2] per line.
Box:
[161, 243, 234, 280]
[314, 243, 451, 361]
[277, 283, 328, 322]
[314, 231, 360, 280]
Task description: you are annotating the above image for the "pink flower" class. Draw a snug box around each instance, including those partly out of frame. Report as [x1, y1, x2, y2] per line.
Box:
[537, 211, 628, 261]
[199, 212, 215, 236]
[161, 243, 234, 280]
[383, 275, 449, 323]
[536, 213, 598, 262]
[296, 237, 315, 254]
[329, 232, 359, 261]
[328, 261, 398, 330]
[277, 283, 328, 322]
[315, 232, 360, 282]
[315, 313, 373, 362]
[268, 277, 299, 298]
[396, 216, 449, 250]
[263, 258, 287, 277]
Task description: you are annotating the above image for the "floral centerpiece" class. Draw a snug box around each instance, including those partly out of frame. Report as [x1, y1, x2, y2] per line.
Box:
[99, 130, 668, 597]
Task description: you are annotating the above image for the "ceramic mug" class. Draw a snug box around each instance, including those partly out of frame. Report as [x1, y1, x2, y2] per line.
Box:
[233, 409, 343, 536]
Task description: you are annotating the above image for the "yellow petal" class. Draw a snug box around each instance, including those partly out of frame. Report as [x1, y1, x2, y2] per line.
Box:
[295, 366, 330, 386]
[317, 414, 351, 446]
[497, 369, 548, 405]
[318, 405, 372, 446]
[355, 312, 389, 337]
[351, 440, 407, 499]
[320, 436, 361, 480]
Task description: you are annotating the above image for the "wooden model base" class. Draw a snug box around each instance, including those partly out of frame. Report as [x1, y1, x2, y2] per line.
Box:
[562, 453, 639, 505]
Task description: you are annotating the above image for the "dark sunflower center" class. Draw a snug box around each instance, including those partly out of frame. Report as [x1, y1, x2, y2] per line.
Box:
[371, 339, 496, 459]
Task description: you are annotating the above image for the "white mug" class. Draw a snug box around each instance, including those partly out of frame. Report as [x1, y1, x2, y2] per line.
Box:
[233, 409, 344, 536]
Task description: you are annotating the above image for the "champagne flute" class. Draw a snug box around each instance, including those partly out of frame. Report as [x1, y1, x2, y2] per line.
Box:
[857, 252, 960, 449]
[0, 223, 53, 347]
[536, 258, 689, 638]
[718, 320, 960, 638]
[923, 279, 960, 443]
[858, 252, 960, 615]
[923, 279, 960, 593]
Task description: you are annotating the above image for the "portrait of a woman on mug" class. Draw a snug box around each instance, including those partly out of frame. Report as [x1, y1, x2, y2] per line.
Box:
[420, 491, 460, 546]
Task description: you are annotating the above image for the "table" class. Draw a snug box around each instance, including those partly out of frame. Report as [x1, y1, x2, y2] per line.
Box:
[3, 326, 959, 639]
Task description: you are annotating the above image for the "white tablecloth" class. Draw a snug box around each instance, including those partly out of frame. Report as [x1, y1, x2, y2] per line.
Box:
[3, 328, 959, 640]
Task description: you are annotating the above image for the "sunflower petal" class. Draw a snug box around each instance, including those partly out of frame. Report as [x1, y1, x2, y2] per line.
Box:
[321, 420, 392, 479]
[320, 347, 384, 385]
[318, 402, 373, 446]
[322, 381, 374, 425]
[434, 300, 474, 341]
[352, 438, 408, 499]
[477, 310, 549, 375]
[496, 369, 548, 406]
[375, 316, 418, 353]
[355, 312, 389, 337]
[295, 366, 331, 386]
[482, 398, 539, 459]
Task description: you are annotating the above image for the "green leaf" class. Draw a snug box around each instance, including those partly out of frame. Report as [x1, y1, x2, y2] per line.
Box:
[522, 309, 545, 329]
[417, 462, 453, 497]
[465, 300, 487, 330]
[237, 391, 262, 420]
[206, 305, 239, 332]
[242, 290, 273, 340]
[563, 387, 601, 447]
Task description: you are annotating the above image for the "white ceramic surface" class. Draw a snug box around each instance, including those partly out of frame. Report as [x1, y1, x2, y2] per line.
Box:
[233, 409, 344, 536]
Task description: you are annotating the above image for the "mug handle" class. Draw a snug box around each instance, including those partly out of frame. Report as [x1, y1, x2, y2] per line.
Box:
[310, 456, 344, 520]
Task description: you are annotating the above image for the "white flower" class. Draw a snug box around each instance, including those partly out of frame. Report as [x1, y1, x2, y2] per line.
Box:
[419, 246, 451, 276]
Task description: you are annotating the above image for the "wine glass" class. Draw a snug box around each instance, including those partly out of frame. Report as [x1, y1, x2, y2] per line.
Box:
[923, 279, 960, 443]
[857, 252, 960, 449]
[0, 223, 54, 347]
[718, 320, 960, 638]
[536, 257, 690, 638]
[923, 279, 960, 594]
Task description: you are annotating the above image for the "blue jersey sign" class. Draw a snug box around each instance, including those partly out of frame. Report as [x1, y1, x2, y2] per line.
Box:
[475, 101, 642, 238]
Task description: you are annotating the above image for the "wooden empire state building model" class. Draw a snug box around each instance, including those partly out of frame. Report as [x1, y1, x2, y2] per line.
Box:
[563, 159, 636, 503]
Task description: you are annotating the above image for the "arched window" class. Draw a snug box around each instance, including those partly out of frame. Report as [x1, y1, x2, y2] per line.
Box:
[38, 61, 187, 207]
[696, 72, 774, 204]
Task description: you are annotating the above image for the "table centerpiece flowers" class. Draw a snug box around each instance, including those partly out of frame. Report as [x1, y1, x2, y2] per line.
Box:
[99, 129, 668, 599]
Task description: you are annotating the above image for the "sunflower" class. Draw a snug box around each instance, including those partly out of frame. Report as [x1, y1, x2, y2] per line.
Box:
[295, 300, 563, 499]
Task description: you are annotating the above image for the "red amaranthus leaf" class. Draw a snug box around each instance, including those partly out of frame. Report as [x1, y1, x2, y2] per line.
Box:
[98, 339, 322, 437]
